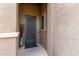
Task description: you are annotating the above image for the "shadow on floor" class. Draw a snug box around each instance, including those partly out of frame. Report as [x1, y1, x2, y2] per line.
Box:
[17, 43, 48, 56]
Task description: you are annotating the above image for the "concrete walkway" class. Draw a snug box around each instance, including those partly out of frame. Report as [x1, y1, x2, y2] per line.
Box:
[17, 43, 48, 56]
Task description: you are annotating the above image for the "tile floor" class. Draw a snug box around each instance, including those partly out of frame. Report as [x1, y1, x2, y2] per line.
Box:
[17, 43, 48, 56]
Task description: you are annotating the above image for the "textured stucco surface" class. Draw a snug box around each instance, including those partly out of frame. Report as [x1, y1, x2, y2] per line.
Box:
[0, 3, 18, 56]
[0, 3, 17, 32]
[47, 4, 55, 56]
[40, 4, 47, 49]
[48, 4, 79, 56]
[0, 37, 17, 56]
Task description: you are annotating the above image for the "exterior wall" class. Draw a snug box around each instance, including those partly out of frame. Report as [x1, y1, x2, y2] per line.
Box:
[0, 37, 17, 56]
[19, 4, 40, 16]
[0, 3, 18, 56]
[40, 4, 47, 49]
[16, 4, 19, 32]
[0, 3, 17, 32]
[19, 4, 40, 43]
[47, 4, 54, 56]
[48, 3, 79, 56]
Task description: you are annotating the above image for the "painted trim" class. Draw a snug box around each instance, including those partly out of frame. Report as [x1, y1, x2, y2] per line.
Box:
[0, 32, 19, 38]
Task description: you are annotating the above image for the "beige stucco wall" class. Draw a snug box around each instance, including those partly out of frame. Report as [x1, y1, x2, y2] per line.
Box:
[19, 4, 40, 16]
[0, 3, 17, 32]
[47, 3, 79, 56]
[0, 37, 17, 56]
[40, 4, 47, 49]
[47, 4, 54, 56]
[0, 3, 18, 56]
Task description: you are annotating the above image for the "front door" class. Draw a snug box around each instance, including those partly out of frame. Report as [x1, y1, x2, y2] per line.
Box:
[24, 15, 37, 48]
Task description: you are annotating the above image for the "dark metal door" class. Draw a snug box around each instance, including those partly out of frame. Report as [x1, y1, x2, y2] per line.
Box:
[24, 15, 37, 48]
